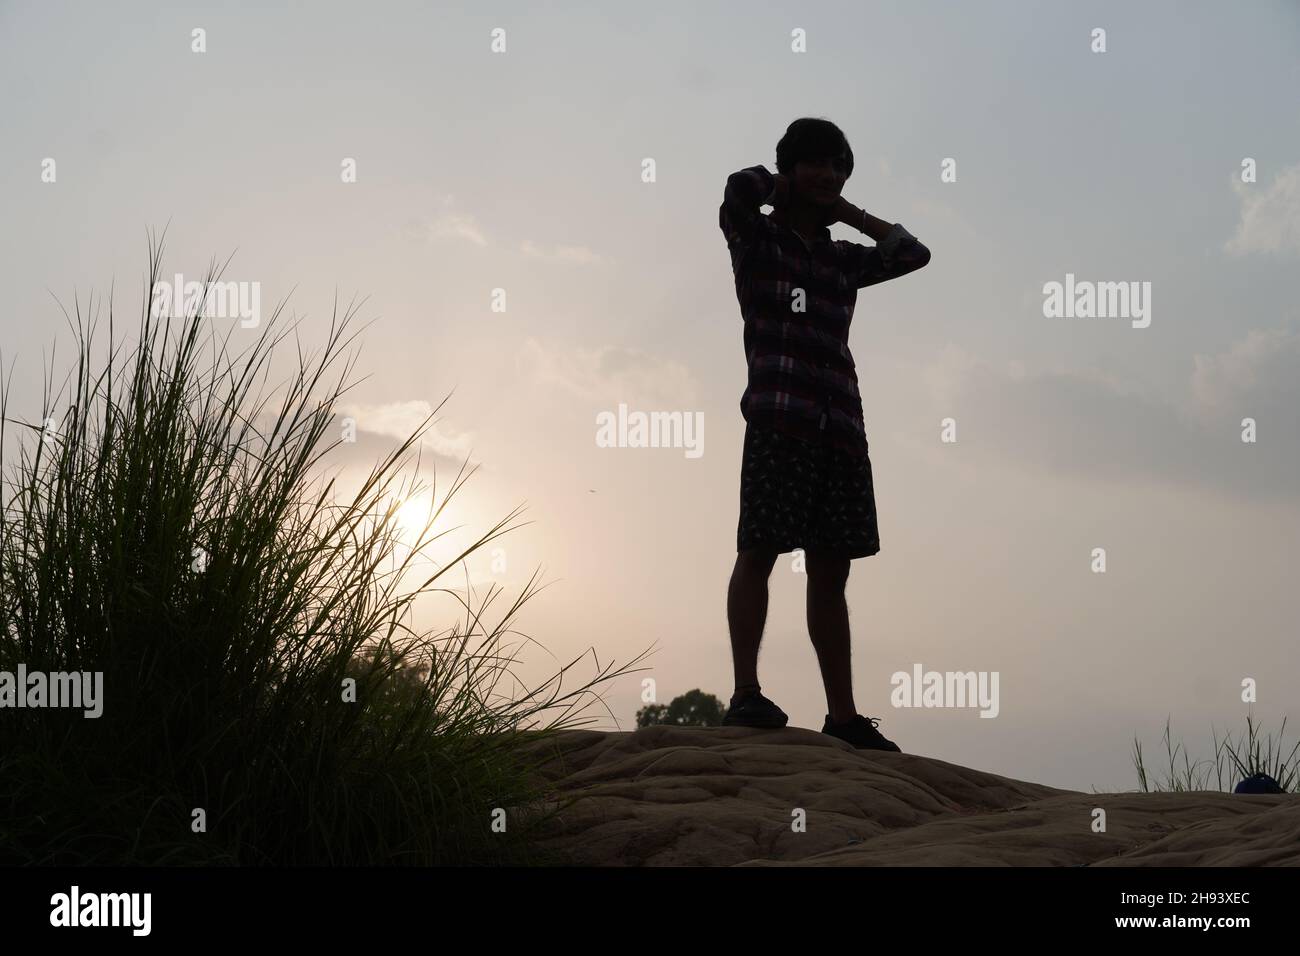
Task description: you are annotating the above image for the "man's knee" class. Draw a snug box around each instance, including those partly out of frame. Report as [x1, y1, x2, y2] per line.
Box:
[806, 550, 850, 587]
[736, 547, 779, 578]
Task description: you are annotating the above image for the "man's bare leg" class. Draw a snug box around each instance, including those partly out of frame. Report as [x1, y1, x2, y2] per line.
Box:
[806, 550, 857, 723]
[727, 548, 779, 703]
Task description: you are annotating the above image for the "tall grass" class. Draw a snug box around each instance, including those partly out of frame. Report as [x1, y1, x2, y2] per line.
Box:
[1132, 715, 1298, 793]
[0, 236, 647, 864]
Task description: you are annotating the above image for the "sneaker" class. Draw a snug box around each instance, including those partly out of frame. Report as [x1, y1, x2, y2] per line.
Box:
[821, 714, 901, 752]
[722, 689, 789, 728]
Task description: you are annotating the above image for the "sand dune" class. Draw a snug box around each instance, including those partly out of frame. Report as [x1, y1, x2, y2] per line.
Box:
[514, 725, 1298, 866]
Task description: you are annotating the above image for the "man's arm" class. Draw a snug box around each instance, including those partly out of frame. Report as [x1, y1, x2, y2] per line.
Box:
[832, 198, 895, 242]
[833, 197, 932, 288]
[719, 165, 781, 256]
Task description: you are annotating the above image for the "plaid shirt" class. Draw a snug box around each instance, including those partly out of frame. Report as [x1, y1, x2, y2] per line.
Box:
[719, 164, 931, 457]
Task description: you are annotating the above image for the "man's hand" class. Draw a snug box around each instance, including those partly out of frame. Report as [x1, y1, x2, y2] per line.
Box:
[767, 173, 791, 225]
[768, 173, 789, 206]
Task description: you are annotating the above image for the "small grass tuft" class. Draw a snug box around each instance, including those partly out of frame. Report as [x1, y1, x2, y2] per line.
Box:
[1132, 714, 1298, 794]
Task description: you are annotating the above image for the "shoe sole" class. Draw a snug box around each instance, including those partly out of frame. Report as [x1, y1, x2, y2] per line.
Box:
[821, 730, 900, 751]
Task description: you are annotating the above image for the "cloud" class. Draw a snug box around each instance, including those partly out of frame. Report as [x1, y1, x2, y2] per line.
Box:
[398, 212, 606, 264]
[401, 212, 488, 247]
[519, 240, 606, 264]
[1190, 326, 1300, 423]
[679, 59, 717, 94]
[908, 327, 1300, 500]
[336, 400, 476, 463]
[909, 197, 975, 240]
[514, 338, 697, 407]
[1225, 163, 1300, 258]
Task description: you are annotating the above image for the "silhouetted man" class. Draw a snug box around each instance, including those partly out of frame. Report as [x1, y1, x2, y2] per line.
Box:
[718, 117, 931, 750]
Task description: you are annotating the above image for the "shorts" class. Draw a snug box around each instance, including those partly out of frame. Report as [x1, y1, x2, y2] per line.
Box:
[736, 421, 881, 559]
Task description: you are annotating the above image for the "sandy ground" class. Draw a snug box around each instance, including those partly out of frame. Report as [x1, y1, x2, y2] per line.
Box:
[512, 725, 1298, 866]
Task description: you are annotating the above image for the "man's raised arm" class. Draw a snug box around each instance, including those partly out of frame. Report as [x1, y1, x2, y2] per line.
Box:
[833, 197, 932, 288]
[719, 165, 779, 254]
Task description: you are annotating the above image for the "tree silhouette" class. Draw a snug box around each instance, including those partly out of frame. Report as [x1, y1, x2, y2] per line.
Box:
[636, 688, 725, 727]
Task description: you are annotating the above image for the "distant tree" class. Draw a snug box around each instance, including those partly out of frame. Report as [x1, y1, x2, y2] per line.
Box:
[346, 642, 431, 716]
[636, 689, 725, 727]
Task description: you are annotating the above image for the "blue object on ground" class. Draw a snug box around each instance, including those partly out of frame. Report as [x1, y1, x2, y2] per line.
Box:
[1233, 772, 1285, 794]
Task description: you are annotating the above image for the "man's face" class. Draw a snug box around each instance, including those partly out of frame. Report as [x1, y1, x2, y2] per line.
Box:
[792, 153, 849, 208]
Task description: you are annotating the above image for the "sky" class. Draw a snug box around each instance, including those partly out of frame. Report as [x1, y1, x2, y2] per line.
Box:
[2, 0, 1299, 793]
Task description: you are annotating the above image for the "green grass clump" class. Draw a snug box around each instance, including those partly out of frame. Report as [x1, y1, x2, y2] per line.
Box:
[0, 236, 645, 864]
[1132, 714, 1298, 793]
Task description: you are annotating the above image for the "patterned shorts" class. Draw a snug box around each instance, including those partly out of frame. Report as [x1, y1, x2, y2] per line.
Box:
[736, 422, 881, 559]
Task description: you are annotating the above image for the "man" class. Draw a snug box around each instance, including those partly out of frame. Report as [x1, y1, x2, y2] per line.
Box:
[718, 117, 931, 751]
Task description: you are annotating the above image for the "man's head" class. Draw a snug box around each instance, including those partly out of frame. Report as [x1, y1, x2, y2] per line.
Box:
[775, 117, 854, 212]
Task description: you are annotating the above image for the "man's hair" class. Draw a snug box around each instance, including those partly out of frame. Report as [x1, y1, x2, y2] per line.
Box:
[775, 117, 854, 178]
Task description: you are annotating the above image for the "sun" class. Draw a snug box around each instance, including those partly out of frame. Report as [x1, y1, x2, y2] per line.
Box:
[378, 471, 522, 597]
[392, 490, 441, 551]
[389, 486, 487, 559]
